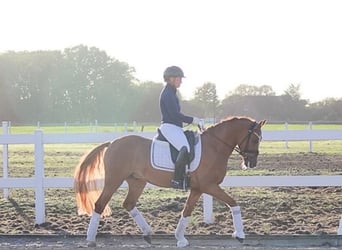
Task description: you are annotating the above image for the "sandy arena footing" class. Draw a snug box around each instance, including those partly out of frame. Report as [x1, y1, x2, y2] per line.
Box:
[0, 234, 341, 249]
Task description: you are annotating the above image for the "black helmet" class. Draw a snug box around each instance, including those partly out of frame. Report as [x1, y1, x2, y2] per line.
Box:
[163, 66, 185, 81]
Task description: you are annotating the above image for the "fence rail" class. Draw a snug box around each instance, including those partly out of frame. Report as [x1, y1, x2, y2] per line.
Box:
[1, 121, 342, 227]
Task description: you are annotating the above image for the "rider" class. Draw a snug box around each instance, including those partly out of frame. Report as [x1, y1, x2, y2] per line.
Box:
[159, 66, 203, 190]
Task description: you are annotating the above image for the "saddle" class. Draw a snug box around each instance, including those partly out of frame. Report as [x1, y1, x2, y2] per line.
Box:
[155, 129, 198, 164]
[151, 130, 202, 173]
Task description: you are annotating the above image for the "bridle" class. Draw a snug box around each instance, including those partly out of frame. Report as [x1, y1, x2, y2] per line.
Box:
[207, 121, 261, 158]
[235, 122, 262, 158]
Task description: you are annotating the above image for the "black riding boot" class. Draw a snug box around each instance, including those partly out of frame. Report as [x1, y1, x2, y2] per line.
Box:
[171, 146, 189, 190]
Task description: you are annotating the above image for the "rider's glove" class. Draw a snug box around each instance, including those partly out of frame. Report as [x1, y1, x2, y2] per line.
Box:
[192, 117, 205, 130]
[192, 117, 200, 125]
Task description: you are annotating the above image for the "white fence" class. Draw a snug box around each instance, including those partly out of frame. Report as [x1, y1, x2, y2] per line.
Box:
[1, 121, 342, 226]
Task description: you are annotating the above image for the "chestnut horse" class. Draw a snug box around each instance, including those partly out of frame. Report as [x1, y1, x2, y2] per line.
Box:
[74, 116, 266, 247]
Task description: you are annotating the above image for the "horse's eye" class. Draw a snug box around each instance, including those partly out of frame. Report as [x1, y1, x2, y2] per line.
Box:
[252, 138, 259, 144]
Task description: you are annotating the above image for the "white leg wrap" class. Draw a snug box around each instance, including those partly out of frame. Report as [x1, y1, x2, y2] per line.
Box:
[86, 211, 101, 242]
[175, 216, 190, 248]
[231, 206, 245, 239]
[338, 216, 342, 235]
[129, 207, 152, 235]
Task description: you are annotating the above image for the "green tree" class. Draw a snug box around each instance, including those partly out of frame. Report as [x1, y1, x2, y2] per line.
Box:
[0, 46, 137, 123]
[311, 98, 342, 120]
[258, 85, 276, 96]
[193, 82, 219, 119]
[0, 52, 18, 121]
[0, 50, 65, 122]
[284, 83, 301, 101]
[229, 84, 275, 96]
[62, 45, 136, 122]
[93, 55, 136, 122]
[128, 81, 163, 122]
[63, 45, 104, 121]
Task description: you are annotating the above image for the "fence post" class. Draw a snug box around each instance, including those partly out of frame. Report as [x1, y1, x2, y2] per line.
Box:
[203, 194, 214, 224]
[309, 121, 313, 152]
[338, 216, 342, 235]
[2, 121, 9, 198]
[34, 129, 45, 224]
[133, 121, 137, 132]
[284, 122, 289, 149]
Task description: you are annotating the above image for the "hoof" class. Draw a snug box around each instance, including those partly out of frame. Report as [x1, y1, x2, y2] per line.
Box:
[232, 231, 245, 243]
[143, 235, 152, 244]
[87, 241, 96, 247]
[235, 237, 244, 243]
[177, 238, 189, 248]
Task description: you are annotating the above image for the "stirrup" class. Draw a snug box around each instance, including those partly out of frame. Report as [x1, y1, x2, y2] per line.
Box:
[171, 180, 184, 190]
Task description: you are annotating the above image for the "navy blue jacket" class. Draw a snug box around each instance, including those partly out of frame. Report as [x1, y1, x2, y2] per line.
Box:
[160, 84, 193, 127]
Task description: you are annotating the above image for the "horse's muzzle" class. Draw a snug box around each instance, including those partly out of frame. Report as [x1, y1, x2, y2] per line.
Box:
[245, 158, 257, 168]
[242, 152, 258, 168]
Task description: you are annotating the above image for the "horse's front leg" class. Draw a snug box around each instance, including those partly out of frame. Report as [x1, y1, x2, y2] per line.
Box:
[175, 189, 202, 248]
[205, 185, 245, 242]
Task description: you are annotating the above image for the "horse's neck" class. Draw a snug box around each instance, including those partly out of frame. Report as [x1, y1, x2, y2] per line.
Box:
[219, 122, 241, 143]
[200, 131, 234, 172]
[203, 125, 237, 155]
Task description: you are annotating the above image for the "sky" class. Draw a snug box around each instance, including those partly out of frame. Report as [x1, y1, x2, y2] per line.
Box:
[1, 0, 342, 102]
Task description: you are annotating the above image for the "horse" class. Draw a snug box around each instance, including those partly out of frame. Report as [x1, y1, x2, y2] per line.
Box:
[74, 116, 266, 247]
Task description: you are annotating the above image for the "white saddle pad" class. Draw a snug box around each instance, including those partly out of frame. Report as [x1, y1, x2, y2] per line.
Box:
[150, 136, 202, 172]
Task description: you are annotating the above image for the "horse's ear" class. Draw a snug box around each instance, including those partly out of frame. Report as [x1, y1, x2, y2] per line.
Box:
[259, 119, 267, 127]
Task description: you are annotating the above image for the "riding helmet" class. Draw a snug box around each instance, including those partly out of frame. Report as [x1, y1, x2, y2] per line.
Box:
[163, 66, 185, 81]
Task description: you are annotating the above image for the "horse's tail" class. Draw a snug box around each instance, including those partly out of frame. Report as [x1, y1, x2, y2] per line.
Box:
[74, 142, 112, 217]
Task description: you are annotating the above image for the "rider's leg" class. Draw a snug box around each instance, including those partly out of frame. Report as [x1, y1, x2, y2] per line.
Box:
[171, 146, 189, 189]
[159, 123, 190, 190]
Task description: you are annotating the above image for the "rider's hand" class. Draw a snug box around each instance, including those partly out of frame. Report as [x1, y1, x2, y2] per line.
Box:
[198, 119, 205, 131]
[192, 117, 200, 125]
[193, 117, 205, 130]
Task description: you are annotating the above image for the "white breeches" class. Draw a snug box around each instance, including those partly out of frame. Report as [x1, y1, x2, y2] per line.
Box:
[159, 123, 190, 152]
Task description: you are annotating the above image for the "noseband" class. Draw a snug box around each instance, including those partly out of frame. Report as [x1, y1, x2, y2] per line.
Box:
[208, 121, 261, 158]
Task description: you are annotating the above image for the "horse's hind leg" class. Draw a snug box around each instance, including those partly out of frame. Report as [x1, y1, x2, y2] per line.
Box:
[87, 179, 123, 246]
[205, 184, 245, 242]
[123, 177, 153, 243]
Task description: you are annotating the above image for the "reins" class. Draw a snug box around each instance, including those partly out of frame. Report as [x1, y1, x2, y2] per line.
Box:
[205, 121, 259, 156]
